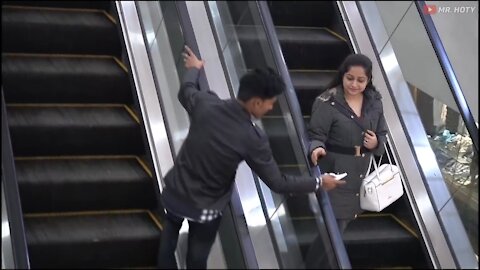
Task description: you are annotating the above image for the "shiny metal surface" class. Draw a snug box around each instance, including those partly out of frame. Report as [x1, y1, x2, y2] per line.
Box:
[2, 92, 29, 269]
[136, 1, 164, 48]
[426, 1, 479, 124]
[340, 1, 460, 268]
[206, 1, 350, 268]
[416, 1, 478, 153]
[186, 1, 279, 268]
[206, 1, 247, 94]
[234, 162, 280, 269]
[368, 7, 478, 249]
[2, 181, 14, 269]
[186, 2, 229, 100]
[116, 1, 174, 191]
[353, 2, 389, 54]
[141, 1, 189, 157]
[367, 3, 477, 268]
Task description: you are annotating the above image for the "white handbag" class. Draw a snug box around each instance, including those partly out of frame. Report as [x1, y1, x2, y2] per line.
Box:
[360, 145, 404, 212]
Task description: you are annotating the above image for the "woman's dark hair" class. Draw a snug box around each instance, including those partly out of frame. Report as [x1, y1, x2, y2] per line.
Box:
[237, 68, 285, 102]
[325, 53, 377, 92]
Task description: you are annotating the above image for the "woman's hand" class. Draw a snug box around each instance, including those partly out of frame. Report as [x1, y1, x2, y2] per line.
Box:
[311, 147, 327, 166]
[182, 45, 204, 69]
[363, 130, 378, 149]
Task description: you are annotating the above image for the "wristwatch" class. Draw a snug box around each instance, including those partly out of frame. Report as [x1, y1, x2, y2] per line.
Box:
[315, 176, 323, 191]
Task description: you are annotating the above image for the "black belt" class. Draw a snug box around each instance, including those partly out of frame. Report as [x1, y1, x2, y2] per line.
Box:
[326, 143, 369, 156]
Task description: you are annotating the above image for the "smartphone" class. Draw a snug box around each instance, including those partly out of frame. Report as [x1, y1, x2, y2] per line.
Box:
[328, 172, 347, 180]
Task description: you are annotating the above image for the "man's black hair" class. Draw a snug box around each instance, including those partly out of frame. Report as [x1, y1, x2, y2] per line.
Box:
[237, 68, 285, 102]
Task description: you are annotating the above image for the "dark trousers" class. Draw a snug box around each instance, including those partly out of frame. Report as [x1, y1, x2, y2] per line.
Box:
[157, 211, 222, 269]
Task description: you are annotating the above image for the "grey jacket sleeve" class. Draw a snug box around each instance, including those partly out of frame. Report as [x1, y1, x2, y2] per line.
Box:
[245, 127, 317, 194]
[371, 110, 388, 156]
[308, 97, 333, 154]
[178, 67, 201, 115]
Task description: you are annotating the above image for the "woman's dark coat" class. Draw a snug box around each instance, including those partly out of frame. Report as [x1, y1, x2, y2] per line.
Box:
[308, 86, 387, 220]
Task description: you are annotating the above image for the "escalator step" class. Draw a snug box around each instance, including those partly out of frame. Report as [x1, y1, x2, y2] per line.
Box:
[236, 25, 350, 70]
[289, 217, 323, 258]
[2, 55, 132, 104]
[344, 215, 422, 268]
[267, 1, 335, 28]
[226, 2, 335, 27]
[261, 117, 299, 165]
[1, 1, 112, 11]
[7, 105, 145, 156]
[289, 70, 336, 116]
[290, 70, 336, 92]
[275, 27, 350, 70]
[24, 211, 162, 268]
[2, 1, 164, 268]
[2, 5, 121, 56]
[16, 157, 157, 213]
[344, 215, 415, 243]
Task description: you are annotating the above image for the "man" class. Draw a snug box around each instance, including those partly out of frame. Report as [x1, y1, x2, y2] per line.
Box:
[157, 46, 345, 269]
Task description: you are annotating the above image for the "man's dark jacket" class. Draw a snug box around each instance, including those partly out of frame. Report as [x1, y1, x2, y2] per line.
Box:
[162, 67, 317, 217]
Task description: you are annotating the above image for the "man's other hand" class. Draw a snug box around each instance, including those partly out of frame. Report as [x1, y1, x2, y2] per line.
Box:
[320, 174, 346, 191]
[183, 45, 204, 69]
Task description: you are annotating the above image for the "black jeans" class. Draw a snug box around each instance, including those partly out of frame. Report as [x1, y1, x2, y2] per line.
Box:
[157, 211, 222, 269]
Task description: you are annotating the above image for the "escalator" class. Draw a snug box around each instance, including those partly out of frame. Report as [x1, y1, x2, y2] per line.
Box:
[2, 1, 163, 268]
[220, 2, 348, 268]
[227, 1, 433, 268]
[263, 2, 431, 269]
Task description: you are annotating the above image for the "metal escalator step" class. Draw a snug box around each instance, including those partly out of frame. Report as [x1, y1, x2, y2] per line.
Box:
[289, 217, 323, 259]
[289, 70, 337, 116]
[274, 27, 350, 70]
[260, 116, 299, 165]
[235, 25, 350, 70]
[267, 1, 335, 28]
[344, 214, 423, 268]
[289, 70, 336, 91]
[235, 26, 341, 44]
[7, 105, 144, 156]
[2, 54, 131, 103]
[24, 210, 162, 268]
[2, 5, 120, 56]
[343, 214, 417, 243]
[2, 1, 112, 11]
[226, 2, 334, 27]
[16, 157, 157, 213]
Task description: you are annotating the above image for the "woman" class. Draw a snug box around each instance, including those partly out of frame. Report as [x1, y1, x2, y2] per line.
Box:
[308, 53, 388, 234]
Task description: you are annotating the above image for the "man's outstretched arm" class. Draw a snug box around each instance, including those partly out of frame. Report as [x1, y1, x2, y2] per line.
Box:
[178, 45, 205, 114]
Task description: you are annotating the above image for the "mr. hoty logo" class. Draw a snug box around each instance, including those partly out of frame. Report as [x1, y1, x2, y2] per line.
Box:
[423, 4, 437, 15]
[423, 4, 476, 15]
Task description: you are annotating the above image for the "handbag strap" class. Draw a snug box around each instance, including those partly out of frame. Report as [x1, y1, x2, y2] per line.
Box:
[384, 142, 394, 165]
[365, 142, 395, 179]
[366, 153, 379, 178]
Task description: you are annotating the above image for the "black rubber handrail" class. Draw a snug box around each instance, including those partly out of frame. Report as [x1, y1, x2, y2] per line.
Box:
[255, 1, 352, 268]
[415, 1, 479, 154]
[1, 89, 30, 269]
